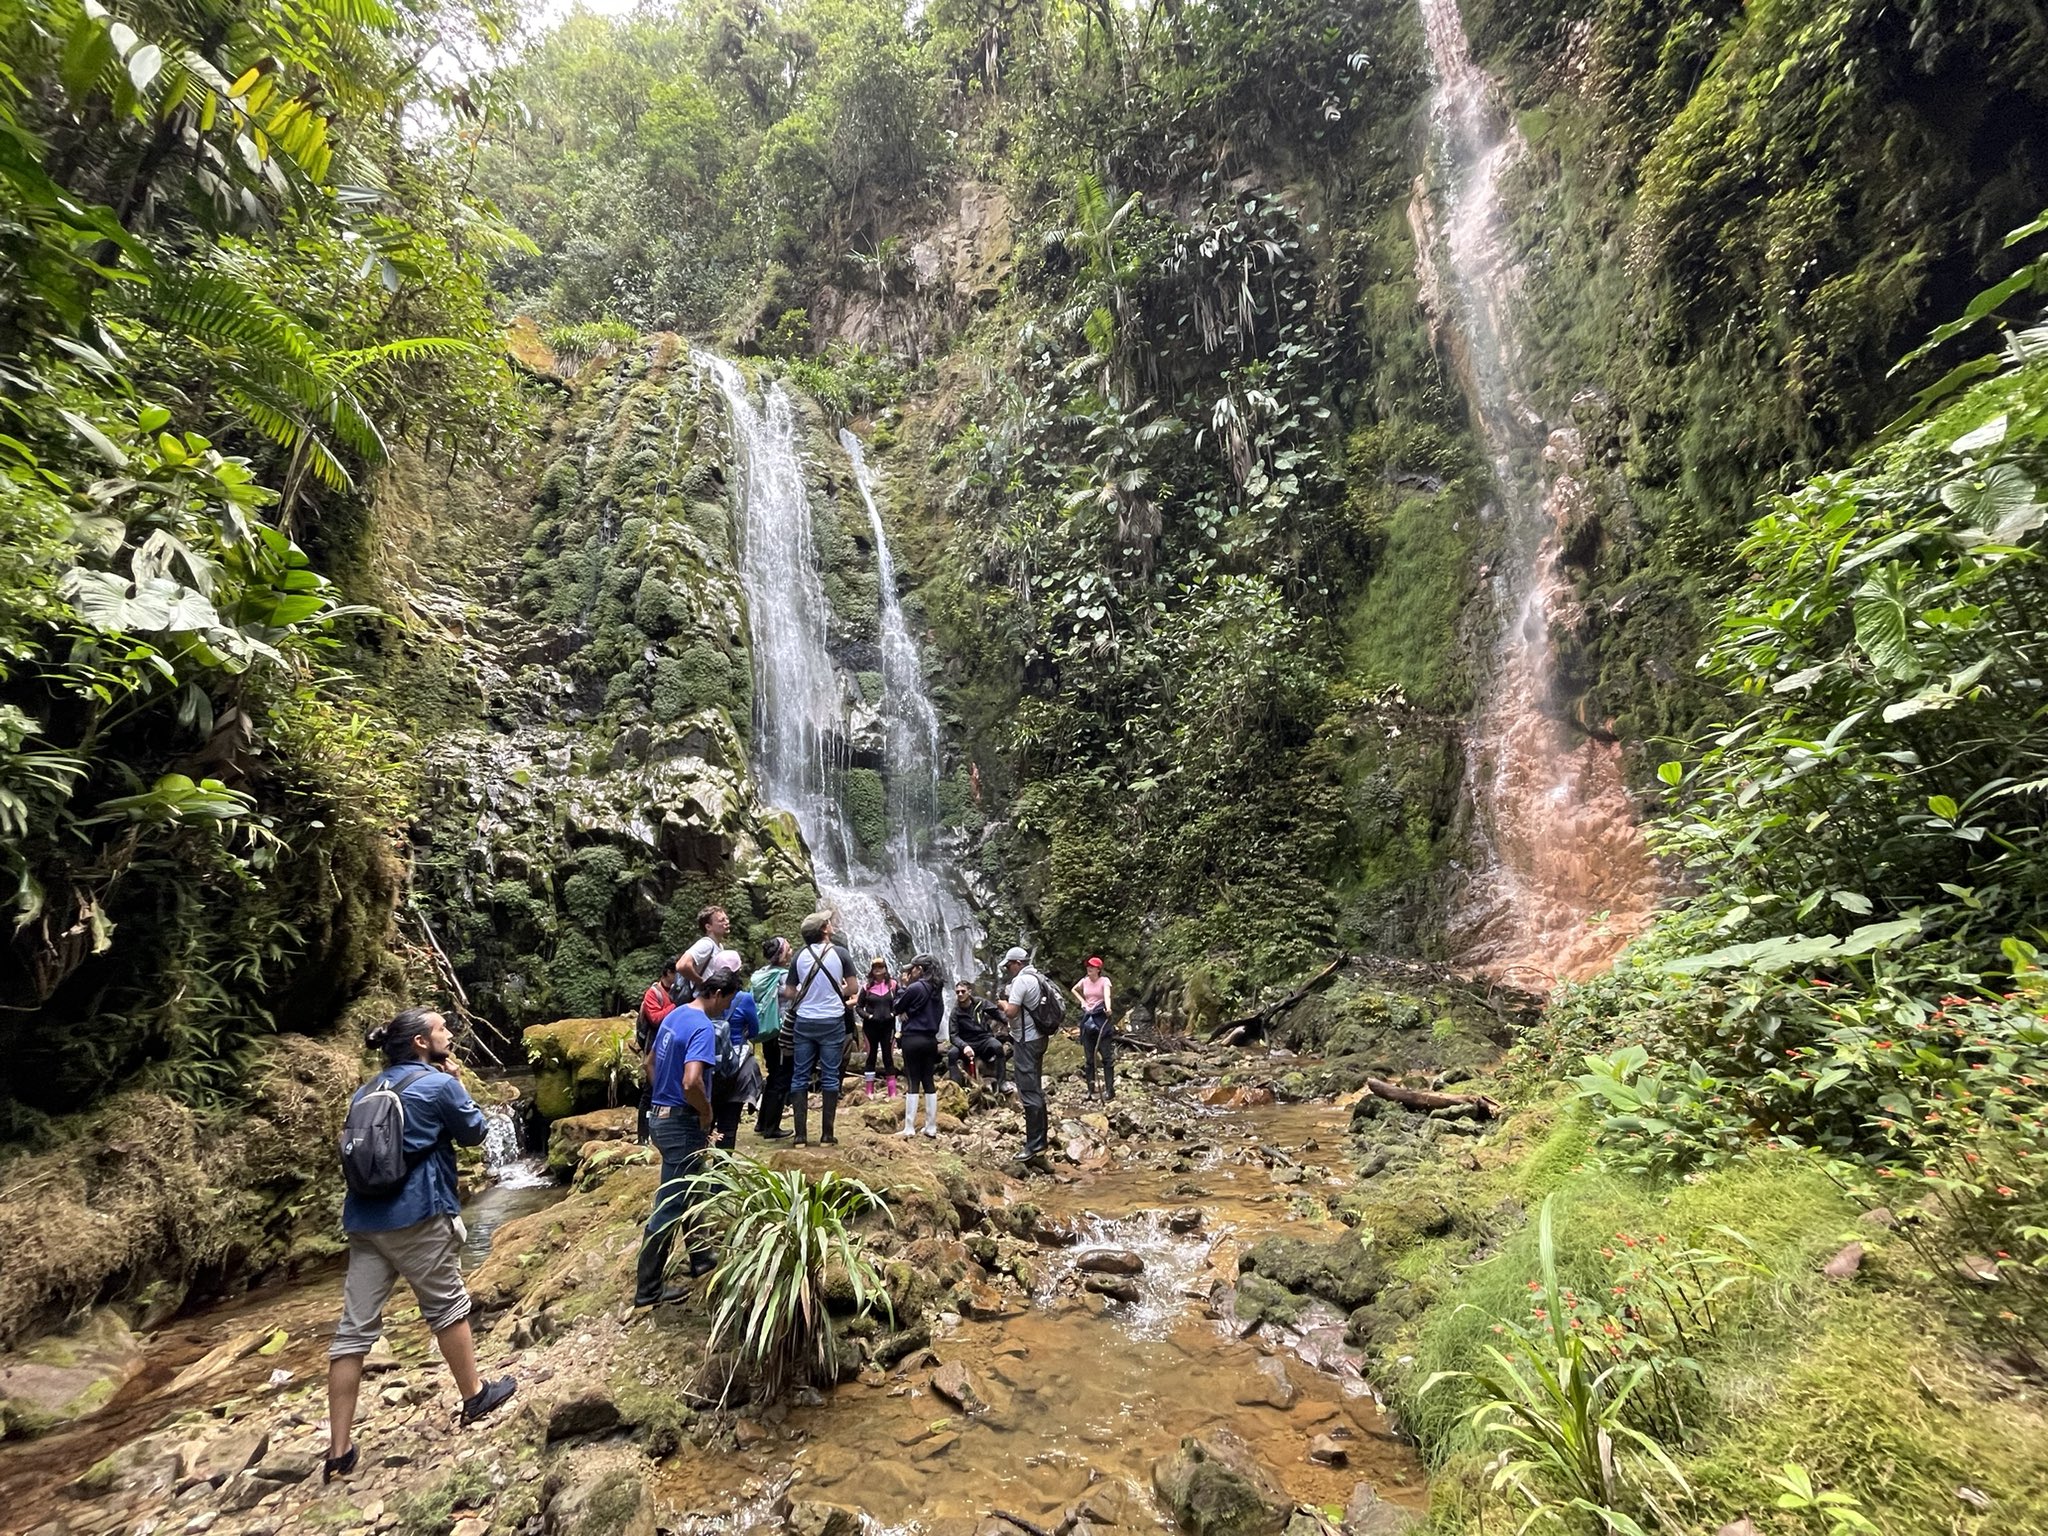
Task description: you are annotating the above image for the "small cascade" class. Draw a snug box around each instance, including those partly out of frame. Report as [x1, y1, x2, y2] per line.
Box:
[1414, 0, 1661, 985]
[479, 1102, 550, 1190]
[700, 354, 979, 976]
[1047, 1211, 1220, 1339]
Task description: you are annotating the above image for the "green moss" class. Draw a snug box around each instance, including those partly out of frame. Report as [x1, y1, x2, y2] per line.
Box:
[394, 1462, 494, 1536]
[843, 767, 886, 851]
[652, 643, 736, 721]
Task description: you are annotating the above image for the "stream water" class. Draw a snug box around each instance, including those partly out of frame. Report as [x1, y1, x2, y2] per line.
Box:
[655, 1100, 1426, 1533]
[700, 354, 980, 976]
[1414, 0, 1661, 986]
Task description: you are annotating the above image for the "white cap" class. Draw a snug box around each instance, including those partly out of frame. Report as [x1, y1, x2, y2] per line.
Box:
[1002, 946, 1029, 968]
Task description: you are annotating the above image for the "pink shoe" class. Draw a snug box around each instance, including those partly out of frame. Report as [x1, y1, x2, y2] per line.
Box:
[887, 1076, 899, 1098]
[863, 1076, 876, 1099]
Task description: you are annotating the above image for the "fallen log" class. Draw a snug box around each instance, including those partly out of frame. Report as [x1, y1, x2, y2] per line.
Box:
[1364, 1077, 1503, 1119]
[1208, 953, 1352, 1043]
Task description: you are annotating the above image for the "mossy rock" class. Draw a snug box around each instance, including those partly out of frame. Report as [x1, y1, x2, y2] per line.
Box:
[1231, 1273, 1307, 1331]
[0, 1308, 144, 1440]
[546, 1106, 640, 1175]
[843, 767, 886, 851]
[1237, 1232, 1384, 1310]
[1150, 1428, 1290, 1536]
[524, 1017, 639, 1123]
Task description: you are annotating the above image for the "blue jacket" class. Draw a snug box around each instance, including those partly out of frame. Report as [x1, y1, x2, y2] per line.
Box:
[650, 1005, 718, 1108]
[341, 1065, 486, 1234]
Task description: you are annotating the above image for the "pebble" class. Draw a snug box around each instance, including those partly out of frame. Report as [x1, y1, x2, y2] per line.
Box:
[185, 1516, 219, 1534]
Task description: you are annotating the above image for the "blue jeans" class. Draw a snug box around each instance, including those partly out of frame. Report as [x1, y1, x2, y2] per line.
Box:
[633, 1105, 709, 1304]
[790, 1018, 846, 1098]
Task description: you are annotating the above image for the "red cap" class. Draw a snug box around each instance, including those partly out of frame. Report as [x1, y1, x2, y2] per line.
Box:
[1087, 956, 1103, 968]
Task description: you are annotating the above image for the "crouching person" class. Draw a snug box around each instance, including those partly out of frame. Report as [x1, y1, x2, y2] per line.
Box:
[632, 966, 742, 1307]
[327, 1008, 516, 1482]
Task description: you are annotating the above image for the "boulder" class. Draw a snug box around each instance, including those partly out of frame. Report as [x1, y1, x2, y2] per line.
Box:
[0, 1308, 145, 1440]
[545, 1381, 624, 1442]
[1168, 1208, 1205, 1234]
[524, 1017, 639, 1123]
[1307, 1435, 1347, 1466]
[929, 1360, 988, 1415]
[546, 1107, 640, 1174]
[1232, 1356, 1297, 1411]
[1083, 1275, 1141, 1304]
[1342, 1484, 1418, 1536]
[1231, 1275, 1307, 1332]
[1076, 1249, 1145, 1277]
[1151, 1428, 1291, 1536]
[961, 1285, 1012, 1321]
[544, 1446, 656, 1536]
[1239, 1235, 1383, 1310]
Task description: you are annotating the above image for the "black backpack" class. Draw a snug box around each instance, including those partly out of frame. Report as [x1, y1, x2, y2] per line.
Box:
[1024, 967, 1067, 1033]
[339, 1067, 430, 1199]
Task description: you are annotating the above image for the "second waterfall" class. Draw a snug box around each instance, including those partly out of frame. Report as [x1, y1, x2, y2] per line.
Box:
[700, 354, 981, 980]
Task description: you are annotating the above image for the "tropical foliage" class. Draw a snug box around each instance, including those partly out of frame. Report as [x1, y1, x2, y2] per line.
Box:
[687, 1153, 891, 1394]
[0, 0, 525, 1121]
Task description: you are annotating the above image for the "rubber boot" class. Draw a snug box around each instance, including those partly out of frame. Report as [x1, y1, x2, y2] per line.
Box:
[897, 1094, 917, 1137]
[820, 1093, 839, 1145]
[791, 1092, 809, 1146]
[1023, 1106, 1053, 1173]
[922, 1092, 940, 1137]
[864, 1073, 876, 1100]
[887, 1075, 899, 1099]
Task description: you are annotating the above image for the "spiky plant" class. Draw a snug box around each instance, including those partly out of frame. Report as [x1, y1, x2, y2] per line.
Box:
[681, 1153, 891, 1395]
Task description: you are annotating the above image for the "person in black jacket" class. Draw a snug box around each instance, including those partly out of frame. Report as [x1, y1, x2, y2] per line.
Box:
[945, 979, 1012, 1091]
[892, 955, 947, 1137]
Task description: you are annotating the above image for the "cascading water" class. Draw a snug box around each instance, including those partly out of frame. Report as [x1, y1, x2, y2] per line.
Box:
[1415, 0, 1660, 985]
[839, 431, 984, 981]
[700, 353, 980, 977]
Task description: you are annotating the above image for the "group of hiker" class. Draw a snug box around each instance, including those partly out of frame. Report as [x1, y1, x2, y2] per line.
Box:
[322, 903, 1120, 1469]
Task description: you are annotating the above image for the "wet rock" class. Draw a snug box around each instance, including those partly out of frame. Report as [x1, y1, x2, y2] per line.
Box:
[786, 1502, 864, 1536]
[1083, 1275, 1141, 1304]
[961, 1284, 1013, 1320]
[929, 1361, 988, 1415]
[1075, 1249, 1145, 1277]
[913, 1431, 960, 1462]
[189, 1425, 269, 1484]
[872, 1325, 932, 1367]
[1070, 1480, 1137, 1526]
[1342, 1484, 1417, 1536]
[525, 1018, 640, 1123]
[1168, 1208, 1204, 1234]
[1230, 1275, 1305, 1332]
[1233, 1356, 1297, 1411]
[1030, 1214, 1080, 1247]
[1269, 1166, 1305, 1187]
[544, 1446, 656, 1536]
[1151, 1427, 1291, 1536]
[1239, 1235, 1383, 1310]
[1307, 1435, 1348, 1466]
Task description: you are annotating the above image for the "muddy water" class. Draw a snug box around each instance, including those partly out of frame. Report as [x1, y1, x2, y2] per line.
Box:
[658, 1099, 1427, 1531]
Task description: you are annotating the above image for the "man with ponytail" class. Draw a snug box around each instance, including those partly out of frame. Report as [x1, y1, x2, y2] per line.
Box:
[324, 1008, 515, 1484]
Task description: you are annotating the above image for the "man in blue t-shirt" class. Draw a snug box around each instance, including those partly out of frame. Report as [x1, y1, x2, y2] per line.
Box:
[633, 966, 742, 1308]
[325, 1008, 515, 1483]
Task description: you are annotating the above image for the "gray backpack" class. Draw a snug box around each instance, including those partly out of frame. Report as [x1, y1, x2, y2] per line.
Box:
[1025, 968, 1067, 1033]
[340, 1068, 429, 1199]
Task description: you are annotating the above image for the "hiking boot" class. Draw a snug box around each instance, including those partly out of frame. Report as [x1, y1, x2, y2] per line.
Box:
[461, 1376, 516, 1424]
[791, 1093, 808, 1146]
[819, 1094, 839, 1145]
[322, 1446, 358, 1484]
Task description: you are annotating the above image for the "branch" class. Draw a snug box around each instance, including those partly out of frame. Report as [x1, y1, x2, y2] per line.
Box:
[1208, 952, 1350, 1042]
[1364, 1077, 1502, 1119]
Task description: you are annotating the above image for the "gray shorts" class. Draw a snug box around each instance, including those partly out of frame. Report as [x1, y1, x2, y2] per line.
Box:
[330, 1214, 471, 1357]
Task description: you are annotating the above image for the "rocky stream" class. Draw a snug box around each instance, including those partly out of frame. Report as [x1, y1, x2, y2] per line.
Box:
[0, 1032, 1480, 1536]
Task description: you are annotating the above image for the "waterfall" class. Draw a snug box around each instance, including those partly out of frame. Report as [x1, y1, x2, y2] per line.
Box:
[480, 1103, 550, 1188]
[839, 430, 984, 983]
[700, 354, 980, 979]
[1414, 0, 1660, 985]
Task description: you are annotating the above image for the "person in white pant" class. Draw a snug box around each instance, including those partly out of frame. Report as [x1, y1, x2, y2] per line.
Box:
[892, 955, 947, 1137]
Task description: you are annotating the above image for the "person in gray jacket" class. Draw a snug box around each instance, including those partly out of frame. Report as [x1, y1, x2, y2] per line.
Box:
[998, 947, 1054, 1173]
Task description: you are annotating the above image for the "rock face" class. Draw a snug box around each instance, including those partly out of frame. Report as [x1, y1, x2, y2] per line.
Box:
[524, 1019, 640, 1123]
[545, 1105, 641, 1173]
[1238, 1234, 1383, 1310]
[1152, 1428, 1293, 1536]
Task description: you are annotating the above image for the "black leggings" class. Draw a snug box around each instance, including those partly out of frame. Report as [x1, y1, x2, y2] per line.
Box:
[862, 1017, 896, 1075]
[900, 1037, 939, 1094]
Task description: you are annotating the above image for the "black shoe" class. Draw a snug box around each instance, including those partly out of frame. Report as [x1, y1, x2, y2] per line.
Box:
[461, 1375, 517, 1424]
[688, 1251, 718, 1279]
[757, 1126, 793, 1140]
[657, 1285, 692, 1304]
[322, 1445, 357, 1484]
